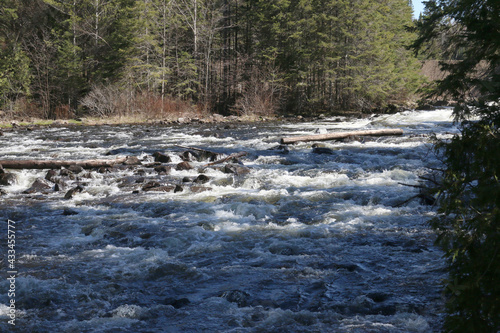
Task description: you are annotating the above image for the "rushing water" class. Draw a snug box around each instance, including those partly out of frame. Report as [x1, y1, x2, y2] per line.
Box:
[0, 109, 456, 332]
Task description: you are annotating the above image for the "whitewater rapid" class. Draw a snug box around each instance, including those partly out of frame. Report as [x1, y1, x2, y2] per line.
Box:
[0, 109, 455, 332]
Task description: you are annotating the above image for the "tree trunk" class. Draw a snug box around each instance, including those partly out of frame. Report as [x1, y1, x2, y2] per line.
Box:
[0, 157, 139, 169]
[280, 129, 404, 144]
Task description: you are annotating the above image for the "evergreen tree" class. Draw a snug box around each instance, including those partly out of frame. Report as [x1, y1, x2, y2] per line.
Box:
[415, 0, 500, 331]
[0, 0, 31, 111]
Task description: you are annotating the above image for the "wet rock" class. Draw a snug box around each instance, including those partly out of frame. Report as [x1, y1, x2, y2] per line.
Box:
[63, 208, 78, 216]
[190, 186, 212, 193]
[366, 292, 390, 303]
[174, 185, 184, 193]
[154, 165, 171, 175]
[163, 297, 191, 309]
[105, 148, 129, 155]
[197, 221, 216, 231]
[0, 188, 6, 196]
[197, 151, 219, 162]
[0, 172, 17, 186]
[220, 290, 251, 307]
[222, 163, 251, 175]
[54, 183, 65, 192]
[59, 168, 73, 177]
[23, 178, 52, 194]
[175, 161, 193, 171]
[97, 167, 110, 173]
[268, 145, 289, 154]
[182, 176, 193, 183]
[123, 156, 142, 165]
[143, 185, 176, 192]
[119, 176, 145, 188]
[153, 152, 171, 163]
[64, 185, 84, 200]
[45, 169, 58, 182]
[180, 151, 198, 162]
[312, 147, 334, 155]
[67, 165, 84, 174]
[134, 169, 146, 176]
[142, 181, 161, 191]
[194, 174, 210, 184]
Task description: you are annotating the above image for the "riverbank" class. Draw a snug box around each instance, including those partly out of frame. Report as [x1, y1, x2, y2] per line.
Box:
[0, 111, 369, 130]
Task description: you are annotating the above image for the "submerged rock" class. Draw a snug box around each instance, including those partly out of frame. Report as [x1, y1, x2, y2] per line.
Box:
[220, 290, 251, 307]
[190, 186, 212, 193]
[62, 208, 78, 216]
[163, 297, 190, 309]
[312, 147, 334, 155]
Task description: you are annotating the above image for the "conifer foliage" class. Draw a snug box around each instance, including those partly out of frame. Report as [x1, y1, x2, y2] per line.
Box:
[0, 0, 420, 117]
[415, 0, 500, 331]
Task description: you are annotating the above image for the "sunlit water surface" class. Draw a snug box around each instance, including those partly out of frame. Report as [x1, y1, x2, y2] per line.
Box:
[0, 109, 456, 332]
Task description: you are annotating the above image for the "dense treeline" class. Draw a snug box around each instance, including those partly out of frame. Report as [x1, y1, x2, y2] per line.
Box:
[0, 0, 421, 119]
[414, 0, 500, 331]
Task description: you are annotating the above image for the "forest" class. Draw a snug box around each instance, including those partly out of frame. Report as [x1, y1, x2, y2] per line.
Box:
[0, 0, 422, 120]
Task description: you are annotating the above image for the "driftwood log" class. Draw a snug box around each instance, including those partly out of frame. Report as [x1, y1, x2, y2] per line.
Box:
[280, 129, 404, 144]
[0, 156, 139, 169]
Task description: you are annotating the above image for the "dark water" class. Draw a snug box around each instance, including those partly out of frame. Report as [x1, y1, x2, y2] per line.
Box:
[0, 110, 456, 332]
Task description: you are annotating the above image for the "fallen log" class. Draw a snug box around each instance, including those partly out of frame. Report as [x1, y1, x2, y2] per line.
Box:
[0, 156, 139, 169]
[280, 129, 404, 144]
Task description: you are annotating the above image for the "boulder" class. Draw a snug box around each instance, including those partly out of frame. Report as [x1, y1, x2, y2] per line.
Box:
[142, 181, 161, 191]
[180, 151, 198, 162]
[154, 165, 171, 175]
[143, 185, 176, 193]
[312, 147, 334, 155]
[0, 172, 17, 186]
[152, 152, 171, 163]
[23, 178, 52, 194]
[64, 185, 84, 200]
[220, 290, 251, 307]
[67, 165, 84, 174]
[60, 169, 73, 177]
[222, 163, 251, 175]
[175, 161, 193, 171]
[194, 174, 210, 184]
[123, 156, 142, 165]
[45, 170, 58, 182]
[163, 297, 190, 309]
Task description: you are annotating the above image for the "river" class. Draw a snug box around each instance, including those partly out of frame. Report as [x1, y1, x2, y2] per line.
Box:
[0, 109, 456, 332]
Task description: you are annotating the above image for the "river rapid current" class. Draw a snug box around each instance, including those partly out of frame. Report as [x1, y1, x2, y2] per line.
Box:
[0, 109, 456, 332]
